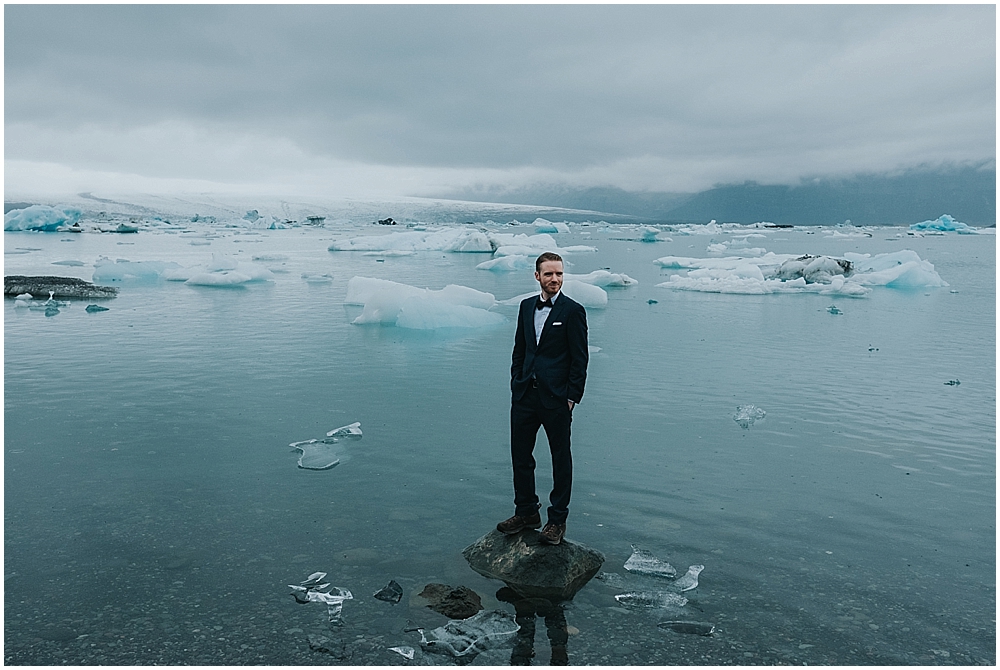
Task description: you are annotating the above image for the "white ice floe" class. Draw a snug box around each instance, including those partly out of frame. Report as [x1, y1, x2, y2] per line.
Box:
[92, 258, 180, 283]
[655, 249, 947, 295]
[347, 276, 504, 329]
[5, 205, 82, 231]
[476, 255, 534, 272]
[329, 228, 494, 253]
[161, 253, 275, 286]
[565, 270, 638, 287]
[534, 218, 571, 234]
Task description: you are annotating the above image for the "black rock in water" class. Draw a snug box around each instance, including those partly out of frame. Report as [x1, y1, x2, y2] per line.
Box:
[5, 276, 118, 299]
[462, 529, 605, 601]
[417, 584, 483, 619]
[373, 579, 403, 604]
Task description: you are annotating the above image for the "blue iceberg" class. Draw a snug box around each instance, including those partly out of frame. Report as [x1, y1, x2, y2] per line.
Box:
[909, 214, 976, 234]
[5, 205, 82, 232]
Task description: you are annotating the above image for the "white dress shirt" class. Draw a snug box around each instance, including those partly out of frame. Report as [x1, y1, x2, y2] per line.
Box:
[534, 291, 559, 345]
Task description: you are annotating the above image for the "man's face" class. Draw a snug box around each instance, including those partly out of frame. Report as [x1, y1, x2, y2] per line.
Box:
[535, 260, 564, 297]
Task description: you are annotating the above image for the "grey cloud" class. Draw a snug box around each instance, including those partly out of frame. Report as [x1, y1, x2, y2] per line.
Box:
[5, 4, 995, 193]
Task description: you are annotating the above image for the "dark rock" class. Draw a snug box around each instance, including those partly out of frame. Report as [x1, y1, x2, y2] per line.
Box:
[417, 583, 483, 619]
[373, 579, 403, 604]
[376, 217, 397, 225]
[85, 304, 110, 313]
[5, 276, 118, 299]
[462, 529, 604, 601]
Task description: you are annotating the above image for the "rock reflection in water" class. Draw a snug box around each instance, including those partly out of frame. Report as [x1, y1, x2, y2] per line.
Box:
[497, 587, 570, 666]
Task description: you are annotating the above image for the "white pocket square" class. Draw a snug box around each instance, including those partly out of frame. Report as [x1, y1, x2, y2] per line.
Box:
[552, 322, 563, 326]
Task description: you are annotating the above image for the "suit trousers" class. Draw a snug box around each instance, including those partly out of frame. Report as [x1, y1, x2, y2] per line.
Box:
[510, 385, 573, 525]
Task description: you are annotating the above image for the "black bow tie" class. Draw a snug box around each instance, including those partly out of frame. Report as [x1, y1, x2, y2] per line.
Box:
[536, 298, 553, 310]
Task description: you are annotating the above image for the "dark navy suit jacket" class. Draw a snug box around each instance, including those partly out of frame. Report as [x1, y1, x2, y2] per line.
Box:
[511, 293, 589, 409]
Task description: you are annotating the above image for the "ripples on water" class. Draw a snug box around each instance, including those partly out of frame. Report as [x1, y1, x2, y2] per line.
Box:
[4, 223, 995, 665]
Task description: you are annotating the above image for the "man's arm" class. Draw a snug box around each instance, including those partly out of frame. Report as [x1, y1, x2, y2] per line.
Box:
[566, 303, 589, 405]
[511, 302, 527, 382]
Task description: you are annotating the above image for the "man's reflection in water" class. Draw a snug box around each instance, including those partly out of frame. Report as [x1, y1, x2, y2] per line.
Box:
[497, 587, 569, 666]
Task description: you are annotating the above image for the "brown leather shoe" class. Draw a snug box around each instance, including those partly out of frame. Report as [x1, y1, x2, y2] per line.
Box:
[538, 522, 566, 545]
[497, 511, 542, 535]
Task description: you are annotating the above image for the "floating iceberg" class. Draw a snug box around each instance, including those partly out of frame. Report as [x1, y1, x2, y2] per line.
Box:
[734, 404, 766, 429]
[476, 255, 533, 272]
[419, 609, 520, 658]
[909, 214, 977, 234]
[329, 227, 494, 253]
[624, 545, 676, 578]
[614, 591, 688, 609]
[655, 249, 946, 295]
[92, 258, 180, 283]
[4, 205, 82, 231]
[566, 270, 638, 287]
[347, 277, 505, 329]
[533, 218, 571, 234]
[164, 253, 276, 286]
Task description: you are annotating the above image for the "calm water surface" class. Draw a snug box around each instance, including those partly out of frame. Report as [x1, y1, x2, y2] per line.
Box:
[4, 221, 995, 665]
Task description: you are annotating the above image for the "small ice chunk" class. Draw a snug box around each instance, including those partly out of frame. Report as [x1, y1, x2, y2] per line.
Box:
[326, 422, 362, 439]
[944, 379, 961, 386]
[827, 305, 842, 315]
[624, 545, 676, 578]
[614, 591, 688, 609]
[671, 565, 704, 592]
[734, 404, 766, 429]
[301, 572, 328, 587]
[476, 255, 533, 272]
[85, 304, 110, 313]
[373, 579, 403, 603]
[658, 620, 715, 636]
[565, 270, 638, 287]
[419, 609, 519, 658]
[389, 646, 415, 660]
[302, 272, 333, 283]
[595, 572, 627, 588]
[52, 260, 85, 266]
[290, 440, 340, 470]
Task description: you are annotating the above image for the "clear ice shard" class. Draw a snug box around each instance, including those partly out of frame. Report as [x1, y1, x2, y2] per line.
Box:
[373, 579, 403, 603]
[419, 609, 520, 657]
[389, 646, 415, 659]
[288, 422, 361, 470]
[672, 565, 704, 592]
[614, 591, 688, 609]
[734, 404, 766, 429]
[327, 422, 362, 439]
[624, 545, 676, 578]
[289, 576, 354, 625]
[595, 572, 627, 588]
[289, 440, 340, 470]
[658, 620, 716, 636]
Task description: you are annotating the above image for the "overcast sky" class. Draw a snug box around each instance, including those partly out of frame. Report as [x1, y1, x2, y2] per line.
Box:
[5, 4, 996, 200]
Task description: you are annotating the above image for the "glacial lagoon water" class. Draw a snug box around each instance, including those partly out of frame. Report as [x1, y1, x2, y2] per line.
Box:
[4, 216, 995, 665]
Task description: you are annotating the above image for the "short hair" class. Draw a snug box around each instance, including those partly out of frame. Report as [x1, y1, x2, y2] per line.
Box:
[535, 252, 563, 272]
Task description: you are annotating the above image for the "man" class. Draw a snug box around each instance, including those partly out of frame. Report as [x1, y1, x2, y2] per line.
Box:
[498, 252, 589, 546]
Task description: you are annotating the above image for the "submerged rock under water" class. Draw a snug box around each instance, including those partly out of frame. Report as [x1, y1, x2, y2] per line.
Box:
[419, 609, 520, 658]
